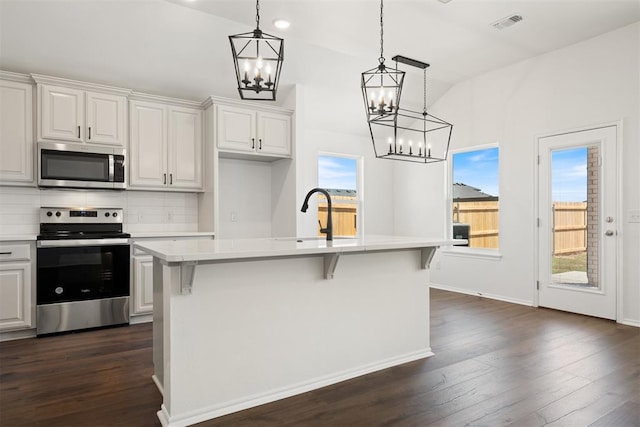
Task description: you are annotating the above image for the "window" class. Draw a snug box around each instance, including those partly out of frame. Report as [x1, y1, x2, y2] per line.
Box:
[451, 146, 499, 249]
[317, 155, 361, 237]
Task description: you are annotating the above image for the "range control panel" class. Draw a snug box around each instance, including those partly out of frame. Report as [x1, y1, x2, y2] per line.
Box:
[40, 207, 124, 224]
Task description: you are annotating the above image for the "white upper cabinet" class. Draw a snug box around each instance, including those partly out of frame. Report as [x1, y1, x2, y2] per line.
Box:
[39, 85, 84, 142]
[0, 75, 34, 185]
[168, 106, 203, 189]
[33, 75, 130, 147]
[129, 100, 167, 188]
[257, 111, 291, 156]
[86, 91, 127, 145]
[217, 105, 256, 153]
[129, 98, 203, 191]
[216, 103, 291, 159]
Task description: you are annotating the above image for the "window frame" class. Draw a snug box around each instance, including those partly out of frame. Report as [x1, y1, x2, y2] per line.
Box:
[443, 143, 502, 259]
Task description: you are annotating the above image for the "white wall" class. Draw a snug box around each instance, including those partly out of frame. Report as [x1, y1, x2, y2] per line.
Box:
[395, 23, 640, 324]
[0, 187, 198, 235]
[217, 158, 273, 239]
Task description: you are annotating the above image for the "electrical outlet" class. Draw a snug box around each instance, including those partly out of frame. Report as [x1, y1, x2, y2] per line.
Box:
[629, 210, 640, 223]
[230, 212, 238, 222]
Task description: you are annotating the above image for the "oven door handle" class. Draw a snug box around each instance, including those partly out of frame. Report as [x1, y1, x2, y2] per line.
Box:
[37, 238, 130, 248]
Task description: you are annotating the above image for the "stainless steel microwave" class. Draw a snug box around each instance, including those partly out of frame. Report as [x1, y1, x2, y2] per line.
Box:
[38, 142, 126, 190]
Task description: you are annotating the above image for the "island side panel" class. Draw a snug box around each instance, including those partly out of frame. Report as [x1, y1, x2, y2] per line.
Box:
[162, 249, 432, 425]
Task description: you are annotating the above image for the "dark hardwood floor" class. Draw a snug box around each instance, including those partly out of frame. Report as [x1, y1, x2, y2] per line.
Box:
[1, 289, 638, 426]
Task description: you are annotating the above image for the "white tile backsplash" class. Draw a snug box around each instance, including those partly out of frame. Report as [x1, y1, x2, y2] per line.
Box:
[0, 187, 199, 236]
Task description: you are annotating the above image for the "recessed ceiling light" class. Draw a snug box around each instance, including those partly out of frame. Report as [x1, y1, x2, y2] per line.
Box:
[273, 19, 290, 29]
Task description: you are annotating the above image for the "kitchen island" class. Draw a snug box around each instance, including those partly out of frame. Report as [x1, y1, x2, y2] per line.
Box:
[135, 235, 463, 427]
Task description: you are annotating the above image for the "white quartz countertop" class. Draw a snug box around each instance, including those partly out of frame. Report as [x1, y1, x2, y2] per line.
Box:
[0, 235, 37, 242]
[134, 235, 466, 263]
[128, 231, 215, 239]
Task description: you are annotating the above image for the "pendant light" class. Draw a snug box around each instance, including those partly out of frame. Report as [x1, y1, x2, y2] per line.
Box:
[229, 0, 284, 101]
[368, 55, 453, 163]
[361, 0, 405, 124]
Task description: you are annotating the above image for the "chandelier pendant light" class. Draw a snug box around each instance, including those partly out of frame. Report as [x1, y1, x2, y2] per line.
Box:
[361, 0, 405, 124]
[368, 55, 453, 164]
[229, 0, 284, 101]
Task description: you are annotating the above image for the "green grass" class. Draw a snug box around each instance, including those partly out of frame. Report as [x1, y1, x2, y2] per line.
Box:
[552, 252, 587, 274]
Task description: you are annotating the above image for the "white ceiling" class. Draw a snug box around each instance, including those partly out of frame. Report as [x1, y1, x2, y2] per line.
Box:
[0, 0, 637, 112]
[167, 0, 640, 85]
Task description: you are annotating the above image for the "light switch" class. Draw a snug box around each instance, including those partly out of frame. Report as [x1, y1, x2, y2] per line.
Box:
[230, 212, 238, 222]
[629, 210, 640, 223]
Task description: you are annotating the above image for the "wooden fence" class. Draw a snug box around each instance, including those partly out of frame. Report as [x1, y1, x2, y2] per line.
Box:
[453, 201, 499, 249]
[318, 194, 357, 237]
[552, 202, 587, 255]
[316, 197, 587, 253]
[453, 200, 587, 254]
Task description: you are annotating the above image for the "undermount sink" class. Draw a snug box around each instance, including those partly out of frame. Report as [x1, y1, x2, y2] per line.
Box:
[275, 236, 355, 242]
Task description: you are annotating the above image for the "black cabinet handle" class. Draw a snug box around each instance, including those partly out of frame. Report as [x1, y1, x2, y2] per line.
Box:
[163, 173, 167, 185]
[77, 126, 81, 138]
[88, 127, 91, 140]
[251, 138, 255, 149]
[169, 174, 173, 185]
[0, 251, 12, 255]
[259, 139, 262, 150]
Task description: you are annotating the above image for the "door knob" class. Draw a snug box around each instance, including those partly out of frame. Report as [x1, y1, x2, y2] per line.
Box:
[605, 230, 614, 236]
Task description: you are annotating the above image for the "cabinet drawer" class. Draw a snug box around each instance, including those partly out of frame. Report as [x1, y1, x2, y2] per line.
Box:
[0, 244, 31, 262]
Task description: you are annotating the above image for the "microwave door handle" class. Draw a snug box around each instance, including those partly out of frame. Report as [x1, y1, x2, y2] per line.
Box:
[108, 155, 114, 182]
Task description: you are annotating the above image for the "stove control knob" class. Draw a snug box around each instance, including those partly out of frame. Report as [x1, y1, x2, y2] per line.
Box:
[55, 211, 61, 217]
[55, 286, 63, 295]
[105, 212, 110, 217]
[46, 211, 53, 217]
[112, 212, 118, 218]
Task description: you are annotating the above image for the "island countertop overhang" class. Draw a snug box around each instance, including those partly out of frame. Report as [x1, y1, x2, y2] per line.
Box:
[133, 235, 466, 263]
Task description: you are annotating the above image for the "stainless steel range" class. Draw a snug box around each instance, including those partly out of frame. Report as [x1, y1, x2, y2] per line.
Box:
[36, 207, 130, 335]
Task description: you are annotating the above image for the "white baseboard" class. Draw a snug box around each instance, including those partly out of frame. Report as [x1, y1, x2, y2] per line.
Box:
[621, 318, 640, 328]
[430, 282, 533, 307]
[129, 313, 152, 324]
[0, 328, 36, 342]
[157, 349, 434, 427]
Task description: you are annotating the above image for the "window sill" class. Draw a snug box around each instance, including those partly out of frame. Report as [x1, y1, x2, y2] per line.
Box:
[441, 247, 502, 261]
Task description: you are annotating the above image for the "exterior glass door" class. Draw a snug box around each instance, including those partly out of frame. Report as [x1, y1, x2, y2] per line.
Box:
[537, 126, 617, 320]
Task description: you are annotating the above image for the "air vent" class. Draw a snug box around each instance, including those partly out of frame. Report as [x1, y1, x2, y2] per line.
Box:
[491, 14, 523, 30]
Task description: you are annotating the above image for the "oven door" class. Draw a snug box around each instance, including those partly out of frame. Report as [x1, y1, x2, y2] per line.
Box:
[37, 240, 130, 304]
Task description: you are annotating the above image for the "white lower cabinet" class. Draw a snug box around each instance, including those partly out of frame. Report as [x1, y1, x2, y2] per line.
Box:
[0, 243, 34, 332]
[132, 255, 153, 315]
[130, 235, 214, 320]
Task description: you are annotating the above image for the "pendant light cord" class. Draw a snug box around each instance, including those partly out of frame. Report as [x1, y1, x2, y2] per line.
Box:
[423, 68, 427, 113]
[379, 0, 384, 64]
[256, 0, 261, 30]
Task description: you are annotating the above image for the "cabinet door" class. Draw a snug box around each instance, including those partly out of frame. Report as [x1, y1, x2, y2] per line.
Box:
[39, 84, 84, 142]
[86, 91, 127, 146]
[0, 80, 33, 184]
[168, 106, 203, 189]
[216, 105, 256, 152]
[257, 111, 291, 157]
[132, 256, 153, 315]
[0, 262, 32, 331]
[129, 100, 168, 188]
